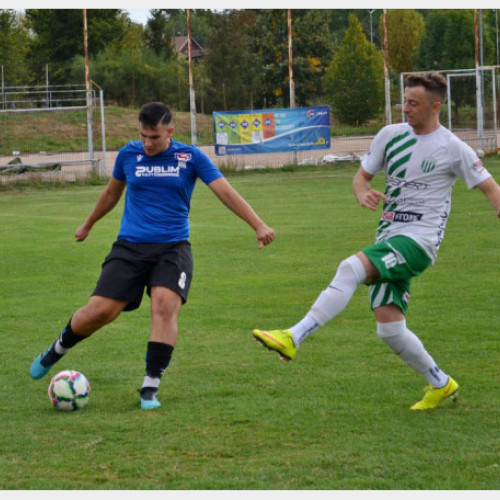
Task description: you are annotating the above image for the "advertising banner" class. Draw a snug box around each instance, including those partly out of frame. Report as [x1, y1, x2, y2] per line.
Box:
[213, 106, 330, 156]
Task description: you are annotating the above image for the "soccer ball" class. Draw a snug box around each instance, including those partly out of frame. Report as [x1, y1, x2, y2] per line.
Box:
[48, 370, 91, 411]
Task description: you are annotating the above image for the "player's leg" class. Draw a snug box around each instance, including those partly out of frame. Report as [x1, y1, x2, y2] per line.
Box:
[374, 304, 458, 409]
[30, 240, 146, 380]
[139, 241, 192, 410]
[30, 296, 127, 379]
[140, 287, 181, 410]
[366, 237, 458, 409]
[374, 303, 449, 385]
[253, 252, 374, 360]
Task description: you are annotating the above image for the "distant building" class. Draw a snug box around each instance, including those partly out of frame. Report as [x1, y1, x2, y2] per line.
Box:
[172, 36, 206, 59]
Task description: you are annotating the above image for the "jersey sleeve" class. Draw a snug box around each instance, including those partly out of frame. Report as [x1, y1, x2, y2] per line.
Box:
[192, 147, 224, 185]
[361, 127, 389, 175]
[451, 138, 491, 189]
[112, 146, 128, 182]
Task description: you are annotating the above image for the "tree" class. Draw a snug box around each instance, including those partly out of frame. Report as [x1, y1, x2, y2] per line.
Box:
[204, 10, 257, 112]
[250, 9, 333, 109]
[416, 10, 476, 70]
[79, 46, 180, 108]
[24, 9, 128, 84]
[323, 13, 384, 126]
[385, 10, 424, 73]
[144, 9, 211, 57]
[288, 10, 334, 106]
[0, 10, 30, 86]
[143, 10, 177, 60]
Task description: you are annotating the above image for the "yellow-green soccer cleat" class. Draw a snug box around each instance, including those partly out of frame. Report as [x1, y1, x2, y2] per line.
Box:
[410, 376, 459, 410]
[252, 329, 296, 362]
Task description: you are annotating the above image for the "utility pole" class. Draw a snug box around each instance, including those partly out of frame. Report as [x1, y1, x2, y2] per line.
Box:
[382, 9, 391, 125]
[83, 9, 94, 164]
[288, 9, 295, 109]
[475, 9, 484, 140]
[187, 9, 197, 145]
[368, 10, 376, 44]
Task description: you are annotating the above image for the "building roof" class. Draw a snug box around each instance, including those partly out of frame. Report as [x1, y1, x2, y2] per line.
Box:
[172, 36, 205, 58]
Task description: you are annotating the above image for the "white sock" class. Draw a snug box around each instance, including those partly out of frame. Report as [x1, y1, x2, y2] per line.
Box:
[142, 375, 160, 390]
[54, 339, 69, 355]
[376, 320, 449, 388]
[290, 255, 366, 347]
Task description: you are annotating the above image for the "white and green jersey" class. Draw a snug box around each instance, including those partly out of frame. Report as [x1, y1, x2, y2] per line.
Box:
[361, 123, 491, 263]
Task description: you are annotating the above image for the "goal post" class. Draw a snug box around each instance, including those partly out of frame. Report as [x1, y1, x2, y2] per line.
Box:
[0, 82, 107, 181]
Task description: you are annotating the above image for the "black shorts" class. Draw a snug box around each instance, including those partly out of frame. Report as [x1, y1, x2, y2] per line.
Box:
[92, 239, 193, 311]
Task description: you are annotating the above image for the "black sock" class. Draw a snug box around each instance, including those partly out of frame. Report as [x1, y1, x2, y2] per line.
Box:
[59, 318, 86, 349]
[41, 318, 85, 367]
[140, 342, 174, 396]
[145, 341, 174, 379]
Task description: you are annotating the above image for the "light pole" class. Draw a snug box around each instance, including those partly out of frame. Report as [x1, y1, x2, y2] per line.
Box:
[369, 9, 376, 44]
[496, 9, 499, 67]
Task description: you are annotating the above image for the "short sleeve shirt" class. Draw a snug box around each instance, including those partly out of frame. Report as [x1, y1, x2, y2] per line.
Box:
[361, 123, 491, 262]
[113, 139, 224, 243]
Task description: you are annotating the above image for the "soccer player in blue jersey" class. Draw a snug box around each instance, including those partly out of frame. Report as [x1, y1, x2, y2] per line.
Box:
[254, 72, 500, 410]
[30, 102, 275, 410]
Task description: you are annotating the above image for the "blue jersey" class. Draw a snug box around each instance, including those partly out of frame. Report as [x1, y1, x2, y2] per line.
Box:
[112, 139, 224, 243]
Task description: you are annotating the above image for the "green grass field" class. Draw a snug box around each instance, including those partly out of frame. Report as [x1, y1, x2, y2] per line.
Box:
[1, 160, 499, 490]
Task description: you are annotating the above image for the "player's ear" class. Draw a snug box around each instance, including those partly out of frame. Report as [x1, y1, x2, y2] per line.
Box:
[432, 101, 442, 113]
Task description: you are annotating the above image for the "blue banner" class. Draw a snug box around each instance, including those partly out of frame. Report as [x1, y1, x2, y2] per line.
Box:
[213, 106, 330, 156]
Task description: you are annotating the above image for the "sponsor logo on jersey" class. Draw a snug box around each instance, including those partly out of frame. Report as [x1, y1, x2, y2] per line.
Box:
[135, 165, 183, 177]
[135, 153, 191, 177]
[381, 211, 423, 222]
[420, 156, 437, 173]
[472, 159, 485, 174]
[175, 152, 192, 169]
[136, 155, 144, 162]
[388, 177, 429, 190]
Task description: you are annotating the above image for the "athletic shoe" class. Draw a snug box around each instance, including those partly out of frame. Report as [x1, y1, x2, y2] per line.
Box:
[410, 377, 459, 410]
[252, 329, 296, 361]
[139, 388, 161, 410]
[30, 347, 59, 379]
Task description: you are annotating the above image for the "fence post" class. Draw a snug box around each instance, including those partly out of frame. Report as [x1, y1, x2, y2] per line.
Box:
[99, 89, 107, 176]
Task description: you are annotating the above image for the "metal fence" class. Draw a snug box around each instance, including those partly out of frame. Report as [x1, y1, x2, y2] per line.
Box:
[1, 69, 498, 184]
[0, 85, 107, 183]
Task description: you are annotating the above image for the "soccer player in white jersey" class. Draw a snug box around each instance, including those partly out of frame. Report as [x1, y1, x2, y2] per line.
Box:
[30, 102, 275, 410]
[254, 71, 500, 410]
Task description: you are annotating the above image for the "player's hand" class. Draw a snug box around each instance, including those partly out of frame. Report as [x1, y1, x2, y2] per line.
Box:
[256, 224, 276, 249]
[359, 190, 388, 211]
[75, 224, 91, 242]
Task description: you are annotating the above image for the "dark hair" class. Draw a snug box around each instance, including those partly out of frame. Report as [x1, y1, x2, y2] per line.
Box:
[405, 72, 447, 103]
[138, 102, 172, 127]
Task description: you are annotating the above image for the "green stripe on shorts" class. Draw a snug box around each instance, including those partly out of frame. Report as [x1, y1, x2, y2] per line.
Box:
[363, 236, 431, 314]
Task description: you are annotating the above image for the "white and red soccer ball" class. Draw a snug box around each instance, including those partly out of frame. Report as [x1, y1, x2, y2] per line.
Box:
[48, 370, 90, 411]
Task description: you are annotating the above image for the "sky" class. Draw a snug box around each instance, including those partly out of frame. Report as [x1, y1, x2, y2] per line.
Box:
[126, 9, 151, 25]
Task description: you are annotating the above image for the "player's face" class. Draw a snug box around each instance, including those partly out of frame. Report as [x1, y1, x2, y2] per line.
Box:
[140, 122, 174, 156]
[403, 86, 441, 135]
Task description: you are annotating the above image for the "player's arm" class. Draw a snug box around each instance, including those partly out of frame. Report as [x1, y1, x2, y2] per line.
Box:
[353, 167, 388, 211]
[208, 177, 275, 248]
[476, 177, 500, 217]
[75, 177, 126, 242]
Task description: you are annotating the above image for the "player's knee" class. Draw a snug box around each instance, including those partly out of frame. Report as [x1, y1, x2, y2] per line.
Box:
[376, 320, 405, 339]
[151, 287, 182, 318]
[338, 255, 367, 285]
[376, 320, 406, 353]
[82, 297, 124, 327]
